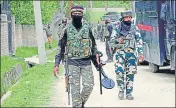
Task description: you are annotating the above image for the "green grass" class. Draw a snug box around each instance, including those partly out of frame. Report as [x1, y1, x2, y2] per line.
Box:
[89, 11, 107, 23]
[1, 56, 27, 97]
[15, 40, 58, 58]
[45, 40, 58, 50]
[1, 62, 64, 107]
[47, 50, 56, 61]
[15, 47, 38, 58]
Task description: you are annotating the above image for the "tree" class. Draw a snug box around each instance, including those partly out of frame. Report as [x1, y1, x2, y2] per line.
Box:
[10, 1, 59, 25]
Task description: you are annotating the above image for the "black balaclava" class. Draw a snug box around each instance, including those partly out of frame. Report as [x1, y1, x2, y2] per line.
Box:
[70, 6, 84, 29]
[71, 14, 83, 29]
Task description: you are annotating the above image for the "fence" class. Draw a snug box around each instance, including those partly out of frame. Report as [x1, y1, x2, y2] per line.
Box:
[1, 14, 9, 56]
[1, 15, 48, 56]
[1, 15, 65, 56]
[0, 1, 66, 56]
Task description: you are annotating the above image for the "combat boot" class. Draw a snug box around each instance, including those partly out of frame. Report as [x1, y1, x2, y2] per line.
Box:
[118, 91, 124, 100]
[126, 94, 134, 100]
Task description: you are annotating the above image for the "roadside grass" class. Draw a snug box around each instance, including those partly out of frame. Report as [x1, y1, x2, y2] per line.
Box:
[15, 47, 38, 58]
[45, 39, 58, 50]
[15, 40, 58, 58]
[89, 11, 107, 23]
[1, 62, 64, 107]
[47, 50, 56, 61]
[1, 56, 27, 97]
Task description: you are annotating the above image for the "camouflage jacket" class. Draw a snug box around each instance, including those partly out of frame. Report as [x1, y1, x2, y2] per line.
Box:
[110, 23, 143, 55]
[55, 21, 98, 66]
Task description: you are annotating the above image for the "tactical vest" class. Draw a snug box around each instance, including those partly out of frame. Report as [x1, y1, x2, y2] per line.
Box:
[103, 25, 109, 38]
[124, 24, 136, 49]
[66, 22, 92, 59]
[111, 24, 136, 49]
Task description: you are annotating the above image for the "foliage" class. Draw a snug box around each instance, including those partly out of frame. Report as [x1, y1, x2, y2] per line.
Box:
[64, 1, 131, 18]
[10, 1, 59, 25]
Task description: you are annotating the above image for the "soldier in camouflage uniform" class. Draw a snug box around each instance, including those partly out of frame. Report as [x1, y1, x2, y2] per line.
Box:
[58, 18, 68, 40]
[97, 21, 101, 39]
[104, 20, 113, 62]
[43, 24, 52, 49]
[110, 11, 144, 100]
[100, 21, 105, 42]
[54, 6, 99, 107]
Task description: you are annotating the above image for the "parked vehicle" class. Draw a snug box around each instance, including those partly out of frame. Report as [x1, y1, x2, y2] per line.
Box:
[134, 0, 175, 72]
[105, 12, 118, 15]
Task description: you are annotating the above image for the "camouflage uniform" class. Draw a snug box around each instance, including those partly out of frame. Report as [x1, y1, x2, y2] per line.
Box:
[110, 11, 143, 100]
[104, 22, 113, 61]
[55, 9, 98, 107]
[69, 65, 94, 107]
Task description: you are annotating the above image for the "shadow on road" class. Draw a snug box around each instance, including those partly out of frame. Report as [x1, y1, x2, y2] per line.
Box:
[157, 69, 175, 75]
[139, 65, 175, 75]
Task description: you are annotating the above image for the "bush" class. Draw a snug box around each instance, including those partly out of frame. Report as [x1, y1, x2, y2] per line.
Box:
[64, 1, 131, 18]
[10, 1, 59, 25]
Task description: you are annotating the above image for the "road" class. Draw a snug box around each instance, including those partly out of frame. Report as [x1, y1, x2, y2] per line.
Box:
[45, 40, 175, 107]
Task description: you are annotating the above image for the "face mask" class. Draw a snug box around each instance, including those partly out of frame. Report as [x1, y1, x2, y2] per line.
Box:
[123, 20, 132, 25]
[71, 14, 83, 29]
[71, 15, 83, 23]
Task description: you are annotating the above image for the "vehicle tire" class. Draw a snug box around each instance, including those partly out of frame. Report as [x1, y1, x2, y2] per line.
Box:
[149, 62, 159, 73]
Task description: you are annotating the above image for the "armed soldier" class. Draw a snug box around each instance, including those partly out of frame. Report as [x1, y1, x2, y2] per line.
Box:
[100, 21, 105, 42]
[104, 20, 113, 62]
[43, 24, 52, 49]
[97, 21, 101, 39]
[54, 6, 100, 107]
[110, 11, 144, 100]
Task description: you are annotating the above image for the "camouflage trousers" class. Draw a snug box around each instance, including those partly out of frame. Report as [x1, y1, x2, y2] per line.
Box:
[68, 65, 94, 107]
[114, 48, 137, 96]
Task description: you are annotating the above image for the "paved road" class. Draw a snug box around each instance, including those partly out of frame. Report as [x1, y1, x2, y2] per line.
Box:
[46, 40, 175, 107]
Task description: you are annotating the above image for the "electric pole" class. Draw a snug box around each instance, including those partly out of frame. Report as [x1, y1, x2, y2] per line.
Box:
[33, 1, 46, 64]
[60, 1, 64, 14]
[90, 1, 93, 9]
[68, 0, 72, 20]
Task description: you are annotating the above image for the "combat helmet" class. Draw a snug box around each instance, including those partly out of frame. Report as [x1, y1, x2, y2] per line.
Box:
[121, 11, 132, 18]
